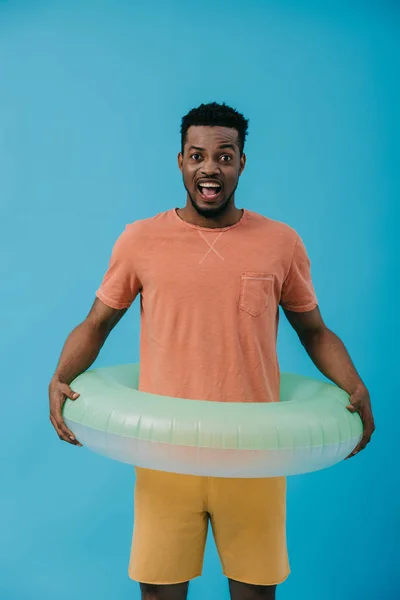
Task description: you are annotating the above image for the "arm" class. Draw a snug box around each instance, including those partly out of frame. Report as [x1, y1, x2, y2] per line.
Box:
[283, 305, 375, 457]
[48, 298, 127, 446]
[49, 223, 142, 446]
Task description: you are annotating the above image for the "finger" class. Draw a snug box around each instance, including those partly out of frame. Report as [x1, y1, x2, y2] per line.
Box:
[361, 424, 375, 446]
[345, 403, 375, 459]
[56, 421, 82, 446]
[50, 385, 81, 443]
[60, 383, 80, 401]
[50, 411, 82, 446]
[50, 414, 70, 443]
[363, 413, 375, 433]
[345, 431, 372, 459]
[345, 445, 361, 459]
[52, 402, 76, 441]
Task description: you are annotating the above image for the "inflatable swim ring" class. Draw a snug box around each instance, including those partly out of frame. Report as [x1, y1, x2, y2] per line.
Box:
[63, 363, 363, 477]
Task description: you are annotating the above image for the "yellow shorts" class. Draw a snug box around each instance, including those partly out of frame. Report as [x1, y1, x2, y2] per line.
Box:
[128, 467, 290, 586]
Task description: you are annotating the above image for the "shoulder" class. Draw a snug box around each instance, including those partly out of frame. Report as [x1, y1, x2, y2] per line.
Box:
[115, 212, 160, 244]
[245, 209, 300, 244]
[124, 209, 171, 237]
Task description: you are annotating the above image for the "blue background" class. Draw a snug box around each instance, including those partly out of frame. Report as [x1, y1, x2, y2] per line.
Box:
[1, 1, 398, 599]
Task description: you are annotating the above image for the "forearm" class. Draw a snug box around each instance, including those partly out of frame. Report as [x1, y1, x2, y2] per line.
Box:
[52, 320, 108, 385]
[300, 327, 366, 395]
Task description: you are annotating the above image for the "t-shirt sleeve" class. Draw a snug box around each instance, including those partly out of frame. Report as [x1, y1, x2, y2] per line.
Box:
[95, 225, 142, 310]
[279, 234, 318, 312]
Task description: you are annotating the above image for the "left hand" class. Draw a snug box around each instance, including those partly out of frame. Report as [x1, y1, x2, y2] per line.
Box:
[345, 385, 375, 459]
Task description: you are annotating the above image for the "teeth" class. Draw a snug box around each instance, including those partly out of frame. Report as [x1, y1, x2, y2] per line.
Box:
[199, 182, 220, 188]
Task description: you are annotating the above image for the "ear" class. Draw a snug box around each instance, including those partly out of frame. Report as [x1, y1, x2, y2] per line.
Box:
[178, 152, 183, 172]
[239, 153, 246, 176]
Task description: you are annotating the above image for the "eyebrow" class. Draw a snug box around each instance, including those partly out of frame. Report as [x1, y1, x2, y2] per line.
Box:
[188, 143, 236, 152]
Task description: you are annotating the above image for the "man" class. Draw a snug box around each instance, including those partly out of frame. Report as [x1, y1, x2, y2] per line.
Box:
[49, 102, 375, 600]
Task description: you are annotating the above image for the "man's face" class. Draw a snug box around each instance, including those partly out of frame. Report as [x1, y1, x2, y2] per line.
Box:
[178, 126, 246, 217]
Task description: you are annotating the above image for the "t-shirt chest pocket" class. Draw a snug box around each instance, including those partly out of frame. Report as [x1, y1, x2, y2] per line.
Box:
[239, 272, 274, 317]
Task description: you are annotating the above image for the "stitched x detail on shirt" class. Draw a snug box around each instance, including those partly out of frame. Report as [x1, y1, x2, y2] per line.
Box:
[198, 230, 225, 264]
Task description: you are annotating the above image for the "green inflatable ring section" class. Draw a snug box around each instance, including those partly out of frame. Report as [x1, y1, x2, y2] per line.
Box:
[63, 363, 363, 477]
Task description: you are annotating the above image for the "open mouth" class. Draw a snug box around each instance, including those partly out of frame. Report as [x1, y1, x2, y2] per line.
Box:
[196, 181, 223, 201]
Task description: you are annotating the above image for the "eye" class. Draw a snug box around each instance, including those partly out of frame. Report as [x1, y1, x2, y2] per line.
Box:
[190, 153, 202, 161]
[221, 154, 232, 162]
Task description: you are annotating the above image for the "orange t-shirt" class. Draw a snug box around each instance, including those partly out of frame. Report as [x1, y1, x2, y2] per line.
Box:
[96, 208, 318, 403]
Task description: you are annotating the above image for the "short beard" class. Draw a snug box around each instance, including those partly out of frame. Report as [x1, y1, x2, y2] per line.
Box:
[184, 181, 239, 219]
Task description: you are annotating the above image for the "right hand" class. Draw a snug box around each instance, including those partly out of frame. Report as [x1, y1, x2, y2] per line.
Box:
[49, 378, 83, 446]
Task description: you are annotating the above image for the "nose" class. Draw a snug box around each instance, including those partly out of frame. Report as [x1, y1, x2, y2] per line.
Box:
[200, 157, 220, 176]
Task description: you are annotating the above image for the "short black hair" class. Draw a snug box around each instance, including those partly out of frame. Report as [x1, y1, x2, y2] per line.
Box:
[180, 102, 249, 155]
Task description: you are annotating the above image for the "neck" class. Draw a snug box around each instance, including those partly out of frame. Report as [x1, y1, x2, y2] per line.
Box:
[177, 197, 243, 229]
